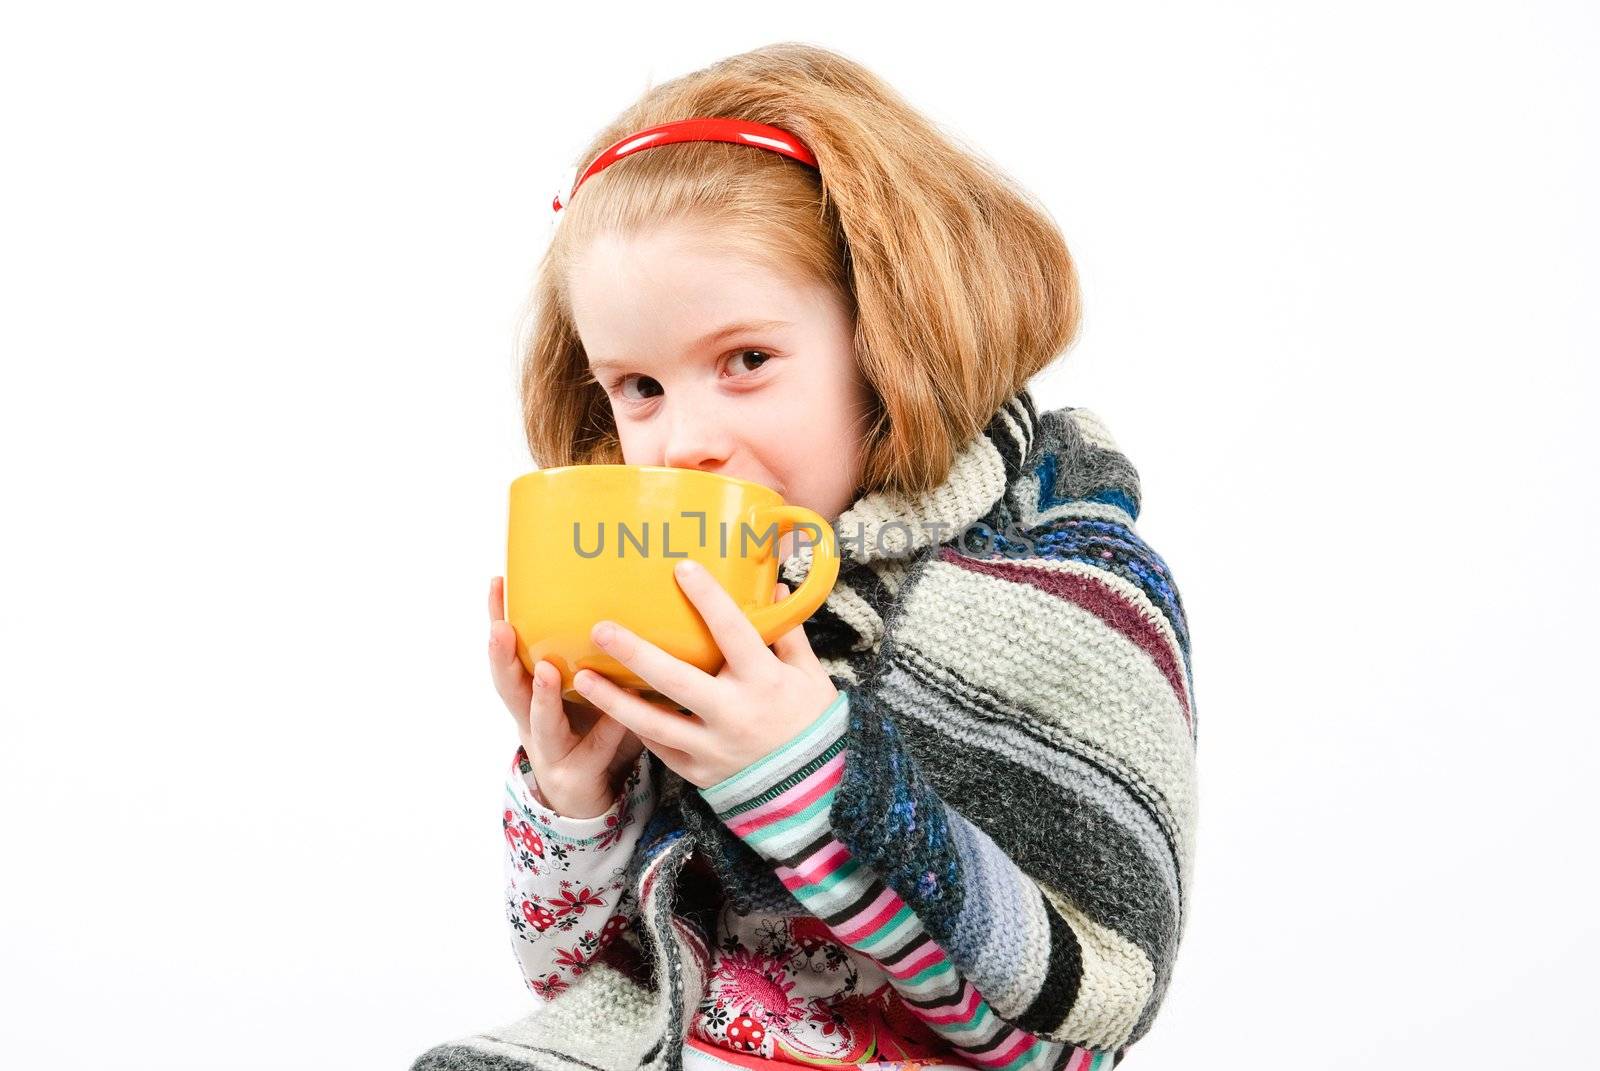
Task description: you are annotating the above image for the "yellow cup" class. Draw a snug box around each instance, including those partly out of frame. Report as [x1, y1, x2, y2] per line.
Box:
[505, 465, 840, 708]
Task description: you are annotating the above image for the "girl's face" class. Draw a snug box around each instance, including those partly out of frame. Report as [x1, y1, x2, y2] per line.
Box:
[567, 223, 875, 535]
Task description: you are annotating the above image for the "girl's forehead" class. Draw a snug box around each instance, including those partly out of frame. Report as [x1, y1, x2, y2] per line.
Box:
[573, 243, 818, 332]
[576, 228, 790, 288]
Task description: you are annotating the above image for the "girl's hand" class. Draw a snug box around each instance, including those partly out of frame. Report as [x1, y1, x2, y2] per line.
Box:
[488, 576, 645, 819]
[569, 560, 840, 789]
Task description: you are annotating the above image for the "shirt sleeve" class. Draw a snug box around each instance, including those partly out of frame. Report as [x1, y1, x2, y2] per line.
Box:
[503, 745, 655, 1001]
[698, 690, 1120, 1071]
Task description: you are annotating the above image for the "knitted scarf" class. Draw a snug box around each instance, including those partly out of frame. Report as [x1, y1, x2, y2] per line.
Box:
[410, 387, 1197, 1071]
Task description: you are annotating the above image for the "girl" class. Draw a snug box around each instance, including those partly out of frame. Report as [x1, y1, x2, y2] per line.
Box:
[411, 42, 1196, 1071]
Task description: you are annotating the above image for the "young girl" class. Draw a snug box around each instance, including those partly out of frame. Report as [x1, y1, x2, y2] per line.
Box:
[411, 42, 1196, 1071]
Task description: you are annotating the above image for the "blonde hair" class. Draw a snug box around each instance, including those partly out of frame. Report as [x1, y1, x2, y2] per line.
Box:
[519, 41, 1081, 499]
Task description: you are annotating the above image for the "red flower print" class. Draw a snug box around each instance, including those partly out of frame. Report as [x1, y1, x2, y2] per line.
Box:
[530, 972, 569, 1000]
[546, 885, 606, 918]
[594, 813, 626, 851]
[554, 944, 591, 975]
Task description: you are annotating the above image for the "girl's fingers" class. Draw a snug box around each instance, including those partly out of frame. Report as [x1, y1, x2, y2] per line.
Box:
[488, 575, 506, 623]
[768, 582, 821, 669]
[673, 560, 773, 675]
[525, 660, 579, 762]
[571, 712, 632, 770]
[632, 732, 698, 785]
[488, 618, 533, 719]
[573, 669, 703, 754]
[491, 575, 679, 790]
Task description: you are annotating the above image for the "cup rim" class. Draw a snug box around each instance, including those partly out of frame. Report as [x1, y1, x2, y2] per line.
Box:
[512, 463, 782, 500]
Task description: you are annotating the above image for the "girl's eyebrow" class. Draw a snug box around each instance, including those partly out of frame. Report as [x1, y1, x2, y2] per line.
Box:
[588, 318, 794, 374]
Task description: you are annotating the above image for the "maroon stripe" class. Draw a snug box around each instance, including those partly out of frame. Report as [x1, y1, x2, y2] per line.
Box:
[938, 548, 1191, 728]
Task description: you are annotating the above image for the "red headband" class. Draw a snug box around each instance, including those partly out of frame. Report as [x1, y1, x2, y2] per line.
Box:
[551, 117, 819, 214]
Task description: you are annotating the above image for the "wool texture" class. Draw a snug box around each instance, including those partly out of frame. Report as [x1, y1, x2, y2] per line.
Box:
[408, 387, 1197, 1070]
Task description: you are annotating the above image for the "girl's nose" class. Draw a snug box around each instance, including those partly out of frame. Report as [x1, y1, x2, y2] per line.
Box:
[661, 408, 734, 473]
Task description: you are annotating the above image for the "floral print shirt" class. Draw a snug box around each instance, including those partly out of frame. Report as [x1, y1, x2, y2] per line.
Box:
[502, 745, 651, 1000]
[502, 747, 974, 1069]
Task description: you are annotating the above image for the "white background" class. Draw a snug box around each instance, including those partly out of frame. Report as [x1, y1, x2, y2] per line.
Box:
[3, 2, 1596, 1068]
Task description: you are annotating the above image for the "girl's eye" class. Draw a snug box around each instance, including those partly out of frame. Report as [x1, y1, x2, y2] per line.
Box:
[613, 374, 662, 403]
[727, 349, 772, 376]
[607, 350, 771, 403]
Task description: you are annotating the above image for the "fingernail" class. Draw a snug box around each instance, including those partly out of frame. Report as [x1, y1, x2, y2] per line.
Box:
[533, 664, 547, 688]
[593, 621, 615, 646]
[675, 559, 698, 578]
[574, 670, 594, 692]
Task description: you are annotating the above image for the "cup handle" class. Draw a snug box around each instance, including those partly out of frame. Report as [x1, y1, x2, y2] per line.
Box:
[741, 505, 840, 644]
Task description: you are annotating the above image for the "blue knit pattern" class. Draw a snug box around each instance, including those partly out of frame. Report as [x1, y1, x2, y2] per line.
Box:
[1034, 451, 1141, 520]
[960, 516, 1189, 673]
[634, 808, 688, 870]
[830, 679, 966, 942]
[971, 466, 1194, 695]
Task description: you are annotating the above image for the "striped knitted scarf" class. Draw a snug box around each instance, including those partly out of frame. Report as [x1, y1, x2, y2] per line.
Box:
[410, 388, 1197, 1071]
